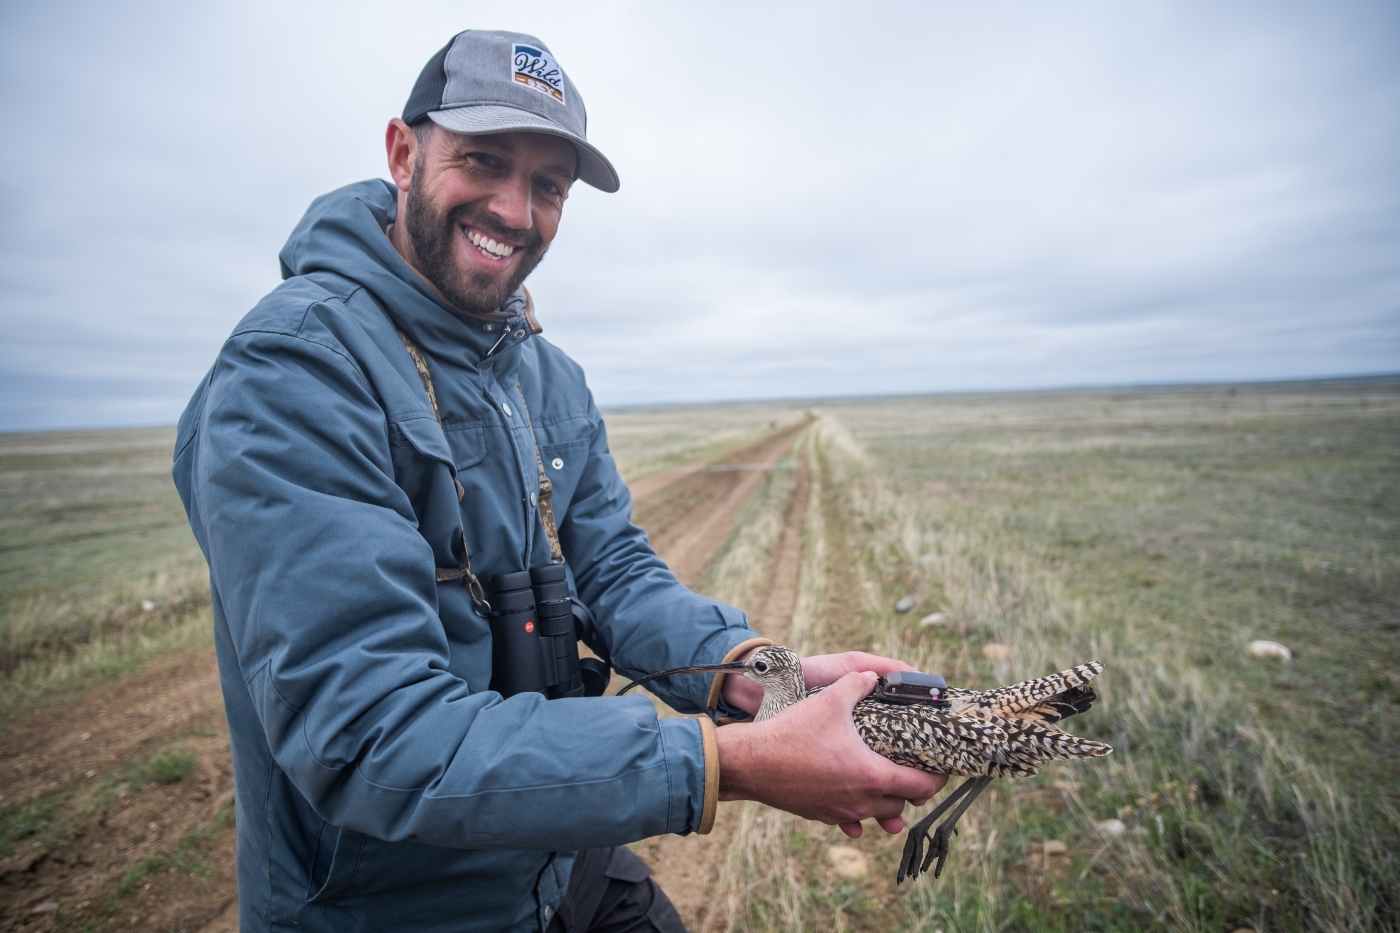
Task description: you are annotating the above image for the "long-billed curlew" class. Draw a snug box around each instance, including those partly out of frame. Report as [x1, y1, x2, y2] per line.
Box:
[621, 645, 1111, 882]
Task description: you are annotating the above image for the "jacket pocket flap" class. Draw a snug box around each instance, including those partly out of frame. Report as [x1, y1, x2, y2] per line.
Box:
[389, 416, 455, 467]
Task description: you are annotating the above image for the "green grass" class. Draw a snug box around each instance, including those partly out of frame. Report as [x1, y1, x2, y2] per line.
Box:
[0, 796, 56, 858]
[716, 379, 1399, 933]
[0, 427, 211, 718]
[128, 748, 198, 789]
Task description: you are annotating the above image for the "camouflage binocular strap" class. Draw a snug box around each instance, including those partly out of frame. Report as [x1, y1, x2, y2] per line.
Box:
[396, 330, 564, 611]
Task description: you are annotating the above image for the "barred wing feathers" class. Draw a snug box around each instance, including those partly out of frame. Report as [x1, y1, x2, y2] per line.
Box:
[854, 699, 1112, 778]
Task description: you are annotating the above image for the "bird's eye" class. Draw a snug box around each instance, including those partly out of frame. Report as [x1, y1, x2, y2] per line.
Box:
[754, 660, 769, 673]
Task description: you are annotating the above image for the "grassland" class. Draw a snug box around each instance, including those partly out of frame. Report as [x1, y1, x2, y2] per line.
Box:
[715, 379, 1399, 933]
[0, 428, 211, 718]
[2, 380, 1395, 932]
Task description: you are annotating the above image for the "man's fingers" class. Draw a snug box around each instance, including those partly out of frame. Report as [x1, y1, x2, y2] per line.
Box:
[876, 761, 943, 802]
[802, 652, 917, 688]
[876, 816, 904, 834]
[839, 821, 863, 838]
[821, 670, 880, 709]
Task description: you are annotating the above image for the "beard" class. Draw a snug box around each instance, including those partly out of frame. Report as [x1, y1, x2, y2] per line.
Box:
[404, 171, 547, 317]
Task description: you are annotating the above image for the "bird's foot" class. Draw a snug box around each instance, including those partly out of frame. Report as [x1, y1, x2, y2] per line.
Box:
[897, 778, 975, 884]
[896, 776, 992, 884]
[897, 824, 928, 885]
[922, 823, 959, 879]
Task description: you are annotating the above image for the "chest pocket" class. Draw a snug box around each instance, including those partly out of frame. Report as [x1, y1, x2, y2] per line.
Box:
[537, 425, 591, 522]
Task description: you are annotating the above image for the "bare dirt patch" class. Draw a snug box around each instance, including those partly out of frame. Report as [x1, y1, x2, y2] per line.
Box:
[0, 646, 233, 932]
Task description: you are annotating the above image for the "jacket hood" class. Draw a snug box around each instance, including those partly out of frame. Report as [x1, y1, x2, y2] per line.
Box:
[279, 179, 425, 303]
[277, 179, 531, 360]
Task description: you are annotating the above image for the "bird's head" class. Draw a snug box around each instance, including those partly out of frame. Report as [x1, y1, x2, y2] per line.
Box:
[619, 644, 806, 717]
[738, 645, 805, 701]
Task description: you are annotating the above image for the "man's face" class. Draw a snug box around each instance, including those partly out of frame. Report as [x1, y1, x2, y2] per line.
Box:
[401, 126, 575, 316]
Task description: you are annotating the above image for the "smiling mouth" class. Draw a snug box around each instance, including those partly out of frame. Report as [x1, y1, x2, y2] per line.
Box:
[464, 227, 516, 261]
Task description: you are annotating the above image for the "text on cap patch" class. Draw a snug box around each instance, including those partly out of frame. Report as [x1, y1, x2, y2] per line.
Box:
[512, 45, 565, 104]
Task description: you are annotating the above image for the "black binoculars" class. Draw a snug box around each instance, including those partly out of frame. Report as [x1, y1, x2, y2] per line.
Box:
[485, 564, 611, 699]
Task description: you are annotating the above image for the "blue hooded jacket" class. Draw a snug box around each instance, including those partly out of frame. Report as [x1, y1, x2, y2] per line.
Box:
[172, 180, 761, 932]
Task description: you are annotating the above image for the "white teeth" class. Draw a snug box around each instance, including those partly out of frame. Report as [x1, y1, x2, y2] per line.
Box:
[467, 229, 514, 259]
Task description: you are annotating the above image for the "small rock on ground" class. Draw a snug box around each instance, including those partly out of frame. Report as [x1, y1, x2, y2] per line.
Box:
[826, 845, 869, 878]
[982, 643, 1013, 663]
[1043, 840, 1068, 857]
[893, 596, 916, 614]
[1096, 819, 1127, 837]
[1248, 640, 1291, 661]
[919, 612, 948, 627]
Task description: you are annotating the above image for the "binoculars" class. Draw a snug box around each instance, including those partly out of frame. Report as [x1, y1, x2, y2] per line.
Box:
[485, 564, 611, 699]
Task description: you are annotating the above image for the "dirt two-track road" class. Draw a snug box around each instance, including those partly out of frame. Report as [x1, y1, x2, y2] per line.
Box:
[0, 422, 812, 932]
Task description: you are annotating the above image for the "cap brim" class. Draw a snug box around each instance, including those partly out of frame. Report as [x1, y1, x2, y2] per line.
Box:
[428, 106, 620, 193]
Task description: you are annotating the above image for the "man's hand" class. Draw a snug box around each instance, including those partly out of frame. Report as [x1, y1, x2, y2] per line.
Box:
[721, 649, 920, 715]
[715, 670, 947, 837]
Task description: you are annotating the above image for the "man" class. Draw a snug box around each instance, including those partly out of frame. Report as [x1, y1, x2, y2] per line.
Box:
[173, 30, 942, 933]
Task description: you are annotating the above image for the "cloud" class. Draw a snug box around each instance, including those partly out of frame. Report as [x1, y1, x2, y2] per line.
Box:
[1, 0, 1396, 429]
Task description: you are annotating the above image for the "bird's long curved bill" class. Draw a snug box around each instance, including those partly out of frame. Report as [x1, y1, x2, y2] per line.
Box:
[618, 661, 748, 695]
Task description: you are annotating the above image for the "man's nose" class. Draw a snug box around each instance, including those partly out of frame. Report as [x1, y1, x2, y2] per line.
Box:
[484, 171, 534, 233]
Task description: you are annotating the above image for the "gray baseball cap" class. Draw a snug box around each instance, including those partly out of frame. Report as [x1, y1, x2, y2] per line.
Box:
[403, 30, 620, 193]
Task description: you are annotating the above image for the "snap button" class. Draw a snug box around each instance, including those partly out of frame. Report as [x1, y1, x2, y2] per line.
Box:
[483, 323, 495, 332]
[512, 329, 525, 340]
[502, 402, 513, 417]
[530, 492, 538, 507]
[551, 457, 564, 470]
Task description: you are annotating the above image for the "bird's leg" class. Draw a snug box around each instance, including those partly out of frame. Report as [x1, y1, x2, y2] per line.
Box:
[897, 777, 982, 884]
[919, 776, 993, 880]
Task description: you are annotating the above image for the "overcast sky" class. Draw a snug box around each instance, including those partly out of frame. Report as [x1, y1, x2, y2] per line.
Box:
[1, 0, 1396, 430]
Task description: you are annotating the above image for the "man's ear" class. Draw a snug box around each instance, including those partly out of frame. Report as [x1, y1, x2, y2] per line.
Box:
[386, 118, 420, 193]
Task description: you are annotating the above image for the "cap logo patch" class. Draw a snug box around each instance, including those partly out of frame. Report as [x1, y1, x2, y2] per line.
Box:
[512, 44, 565, 104]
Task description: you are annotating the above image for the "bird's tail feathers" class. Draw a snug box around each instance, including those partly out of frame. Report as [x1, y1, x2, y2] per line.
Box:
[1003, 719, 1114, 766]
[956, 661, 1105, 717]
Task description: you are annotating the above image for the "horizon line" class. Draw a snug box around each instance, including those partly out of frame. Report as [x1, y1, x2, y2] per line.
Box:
[3, 371, 1397, 437]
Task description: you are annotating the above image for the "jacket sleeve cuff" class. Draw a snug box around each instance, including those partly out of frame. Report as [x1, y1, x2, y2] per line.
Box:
[705, 636, 776, 711]
[697, 716, 720, 834]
